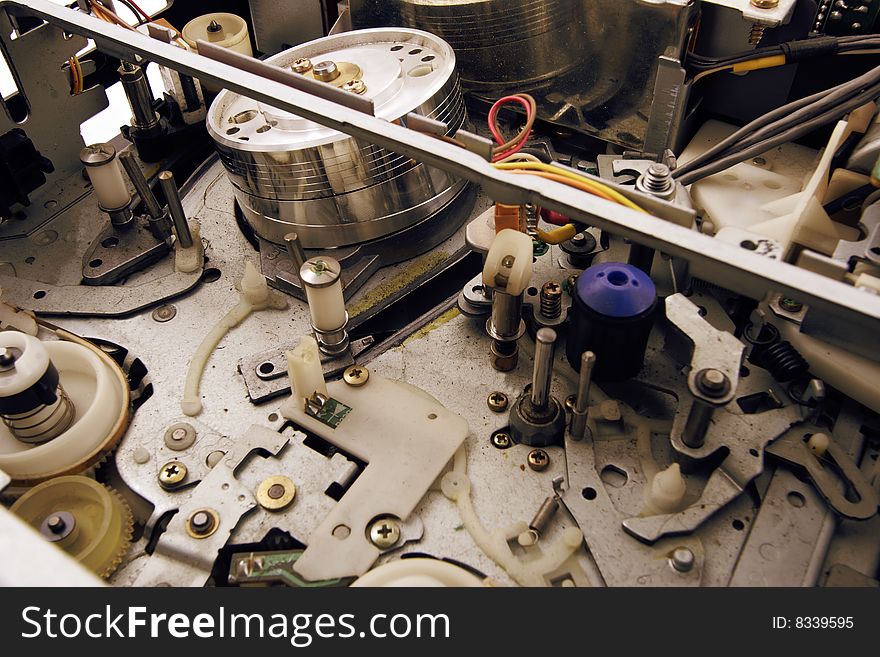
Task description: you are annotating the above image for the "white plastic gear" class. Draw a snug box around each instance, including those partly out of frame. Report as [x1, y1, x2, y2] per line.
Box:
[10, 475, 134, 578]
[0, 332, 130, 490]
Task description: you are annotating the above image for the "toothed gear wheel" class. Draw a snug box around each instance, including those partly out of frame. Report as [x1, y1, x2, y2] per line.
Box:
[10, 475, 133, 578]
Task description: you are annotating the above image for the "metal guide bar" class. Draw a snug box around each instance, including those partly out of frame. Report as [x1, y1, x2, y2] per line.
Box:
[8, 0, 880, 335]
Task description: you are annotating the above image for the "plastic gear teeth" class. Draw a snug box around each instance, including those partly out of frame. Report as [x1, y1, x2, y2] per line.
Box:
[101, 485, 135, 579]
[9, 475, 135, 579]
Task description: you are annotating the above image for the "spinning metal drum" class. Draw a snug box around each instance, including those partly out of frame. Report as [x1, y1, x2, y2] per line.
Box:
[207, 28, 469, 249]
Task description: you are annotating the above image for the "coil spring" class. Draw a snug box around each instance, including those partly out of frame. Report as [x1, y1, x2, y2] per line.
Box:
[760, 340, 809, 383]
[540, 281, 563, 319]
[749, 24, 766, 46]
[1, 384, 76, 444]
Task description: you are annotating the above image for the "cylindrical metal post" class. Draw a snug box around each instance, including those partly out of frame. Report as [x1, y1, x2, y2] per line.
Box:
[119, 152, 163, 219]
[158, 171, 193, 248]
[570, 350, 596, 439]
[118, 62, 160, 130]
[531, 328, 557, 410]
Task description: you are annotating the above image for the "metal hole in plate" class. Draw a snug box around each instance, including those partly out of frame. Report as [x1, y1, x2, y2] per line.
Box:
[582, 487, 597, 500]
[428, 413, 438, 420]
[408, 65, 433, 78]
[256, 124, 271, 133]
[527, 286, 538, 296]
[25, 256, 35, 264]
[390, 45, 403, 51]
[226, 127, 240, 135]
[732, 519, 745, 530]
[101, 236, 119, 248]
[258, 361, 275, 375]
[408, 48, 423, 55]
[268, 412, 279, 422]
[201, 268, 221, 283]
[89, 258, 103, 268]
[599, 464, 628, 488]
[230, 109, 258, 124]
[332, 524, 351, 539]
[787, 491, 806, 508]
[421, 55, 435, 62]
[238, 136, 250, 141]
[33, 290, 46, 299]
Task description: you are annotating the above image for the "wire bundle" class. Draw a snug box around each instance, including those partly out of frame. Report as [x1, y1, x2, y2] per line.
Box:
[68, 55, 84, 95]
[687, 34, 880, 81]
[674, 63, 880, 186]
[487, 94, 537, 162]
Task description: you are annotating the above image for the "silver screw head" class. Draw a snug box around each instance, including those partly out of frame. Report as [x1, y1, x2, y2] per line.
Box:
[369, 518, 401, 549]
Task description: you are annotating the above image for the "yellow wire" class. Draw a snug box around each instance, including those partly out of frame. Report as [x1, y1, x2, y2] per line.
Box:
[535, 223, 578, 244]
[493, 161, 647, 213]
[732, 54, 787, 73]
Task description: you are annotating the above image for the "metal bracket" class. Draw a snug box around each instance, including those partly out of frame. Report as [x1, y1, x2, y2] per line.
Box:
[0, 267, 202, 317]
[622, 407, 799, 544]
[135, 425, 290, 587]
[621, 294, 803, 544]
[81, 218, 170, 285]
[765, 431, 878, 520]
[833, 201, 880, 270]
[560, 429, 705, 586]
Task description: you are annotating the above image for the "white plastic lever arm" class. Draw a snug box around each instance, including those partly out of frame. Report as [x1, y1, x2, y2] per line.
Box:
[181, 261, 287, 416]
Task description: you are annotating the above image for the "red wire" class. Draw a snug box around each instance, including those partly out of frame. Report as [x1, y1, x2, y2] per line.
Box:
[126, 0, 153, 22]
[488, 95, 533, 162]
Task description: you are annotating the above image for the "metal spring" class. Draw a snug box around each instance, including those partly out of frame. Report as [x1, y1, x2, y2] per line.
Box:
[540, 281, 563, 319]
[2, 384, 76, 445]
[749, 24, 766, 46]
[761, 341, 809, 383]
[524, 203, 539, 238]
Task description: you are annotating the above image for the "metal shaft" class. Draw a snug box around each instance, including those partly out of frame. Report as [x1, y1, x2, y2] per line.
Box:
[119, 151, 162, 218]
[531, 328, 557, 410]
[158, 171, 193, 248]
[570, 350, 596, 440]
[118, 62, 160, 130]
[682, 399, 715, 449]
[284, 232, 306, 277]
[490, 291, 522, 340]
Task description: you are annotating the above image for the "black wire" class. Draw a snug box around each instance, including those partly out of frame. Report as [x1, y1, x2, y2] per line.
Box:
[686, 35, 880, 73]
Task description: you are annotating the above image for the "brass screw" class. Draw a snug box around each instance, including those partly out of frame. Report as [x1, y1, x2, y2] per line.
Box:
[158, 460, 187, 489]
[343, 365, 369, 387]
[487, 391, 509, 413]
[368, 518, 401, 549]
[750, 0, 779, 7]
[342, 79, 367, 95]
[527, 449, 550, 471]
[564, 395, 577, 412]
[292, 57, 313, 74]
[491, 432, 512, 449]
